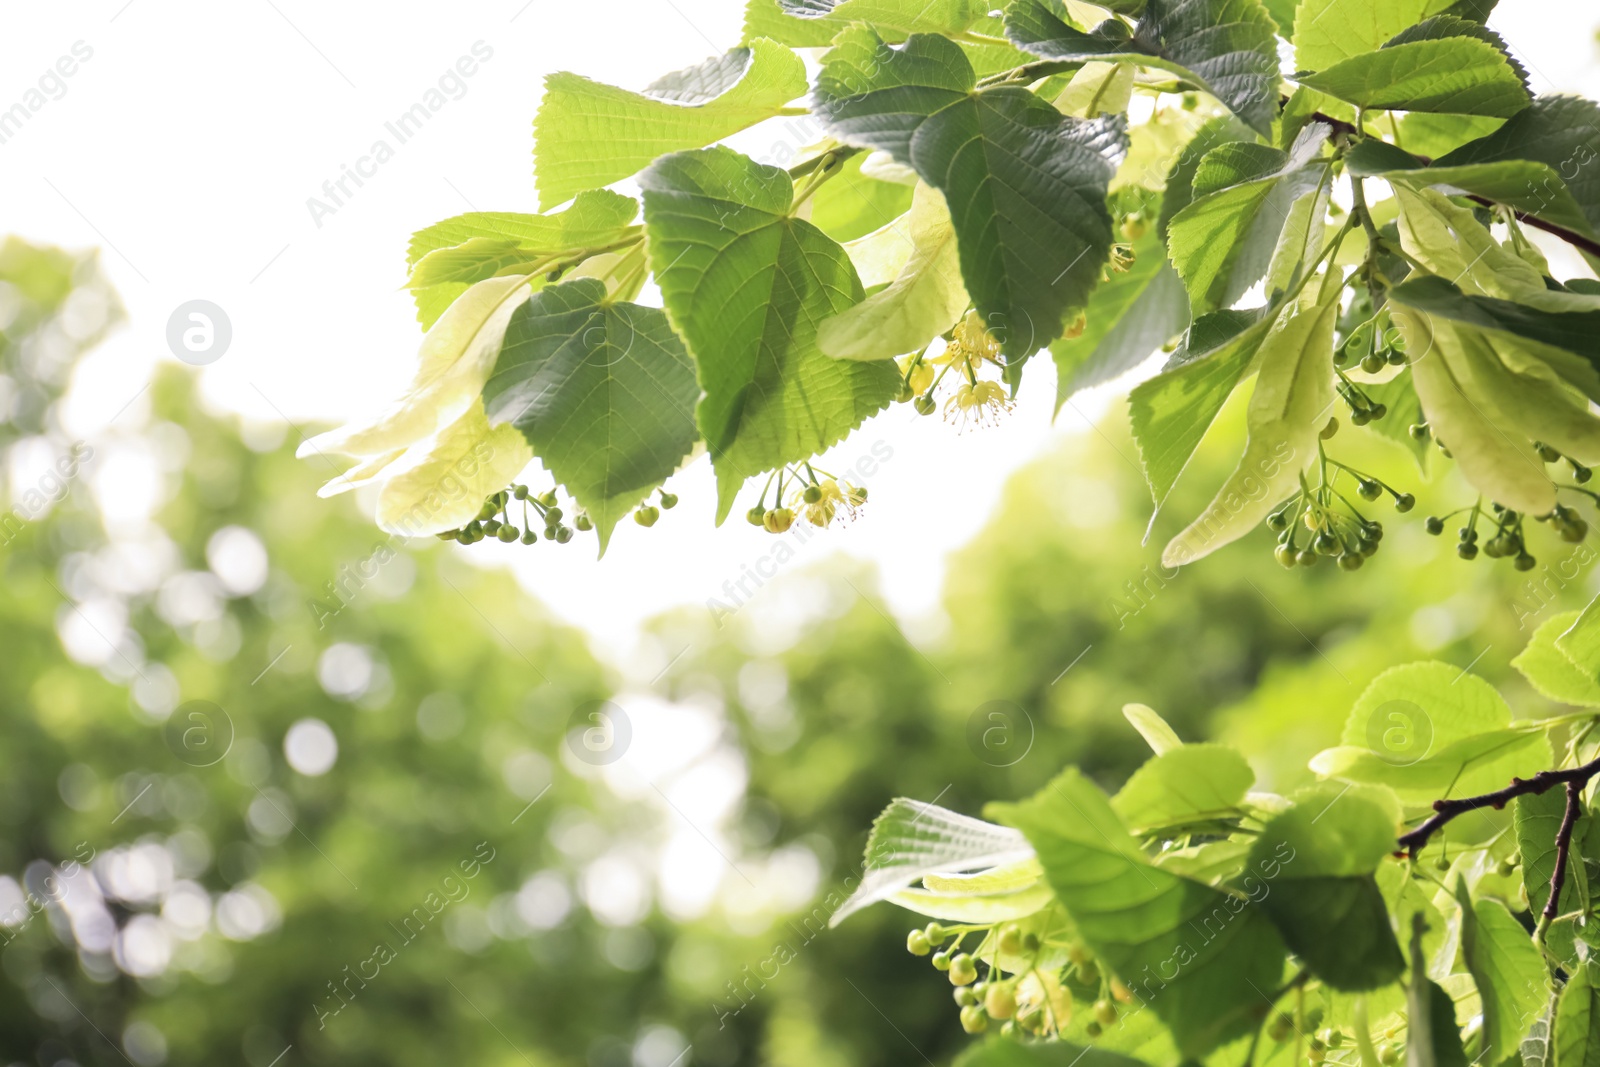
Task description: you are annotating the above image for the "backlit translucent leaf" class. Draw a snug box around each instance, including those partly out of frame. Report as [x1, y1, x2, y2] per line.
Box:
[1166, 128, 1330, 313]
[483, 279, 700, 554]
[804, 152, 915, 244]
[1162, 272, 1340, 567]
[1311, 662, 1552, 803]
[1111, 743, 1253, 833]
[831, 797, 1035, 926]
[302, 275, 533, 461]
[1514, 612, 1600, 707]
[1123, 702, 1184, 753]
[817, 183, 970, 361]
[373, 400, 532, 537]
[1292, 0, 1455, 72]
[534, 39, 807, 209]
[815, 27, 1126, 362]
[1456, 880, 1547, 1067]
[639, 147, 901, 521]
[1128, 307, 1272, 511]
[405, 191, 640, 328]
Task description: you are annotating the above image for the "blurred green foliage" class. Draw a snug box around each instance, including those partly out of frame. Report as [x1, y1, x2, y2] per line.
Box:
[2, 235, 1597, 1067]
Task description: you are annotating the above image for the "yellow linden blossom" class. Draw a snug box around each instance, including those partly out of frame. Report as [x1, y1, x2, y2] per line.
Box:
[788, 479, 867, 528]
[1015, 969, 1072, 1035]
[934, 310, 1002, 375]
[301, 275, 535, 535]
[945, 379, 1011, 429]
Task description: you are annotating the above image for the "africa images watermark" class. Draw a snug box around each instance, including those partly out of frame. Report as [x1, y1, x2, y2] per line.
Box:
[0, 40, 94, 147]
[313, 840, 497, 1030]
[1, 441, 94, 546]
[306, 40, 495, 229]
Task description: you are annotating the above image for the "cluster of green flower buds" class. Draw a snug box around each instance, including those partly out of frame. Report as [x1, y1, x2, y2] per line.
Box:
[907, 920, 1137, 1040]
[1425, 501, 1586, 570]
[436, 484, 588, 545]
[1267, 427, 1410, 571]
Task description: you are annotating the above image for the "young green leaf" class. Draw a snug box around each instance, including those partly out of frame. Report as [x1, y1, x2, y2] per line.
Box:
[1004, 0, 1282, 137]
[817, 183, 969, 362]
[1295, 29, 1530, 118]
[1110, 743, 1254, 833]
[1156, 114, 1258, 238]
[405, 191, 640, 329]
[1311, 662, 1552, 802]
[1127, 308, 1272, 512]
[1162, 273, 1340, 567]
[1514, 612, 1600, 707]
[1166, 129, 1330, 314]
[1455, 879, 1548, 1067]
[534, 39, 807, 210]
[1123, 702, 1184, 753]
[813, 27, 1125, 361]
[482, 279, 700, 554]
[990, 768, 1289, 1059]
[1292, 0, 1453, 72]
[639, 146, 901, 522]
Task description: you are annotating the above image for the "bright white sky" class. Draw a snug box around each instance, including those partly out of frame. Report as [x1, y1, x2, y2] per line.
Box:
[2, 0, 1597, 658]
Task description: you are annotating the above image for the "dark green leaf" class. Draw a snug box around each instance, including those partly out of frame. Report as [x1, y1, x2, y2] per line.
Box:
[1389, 276, 1600, 366]
[1515, 788, 1587, 967]
[814, 27, 1125, 361]
[1436, 95, 1600, 235]
[1004, 0, 1282, 136]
